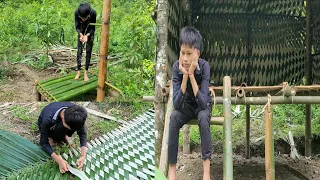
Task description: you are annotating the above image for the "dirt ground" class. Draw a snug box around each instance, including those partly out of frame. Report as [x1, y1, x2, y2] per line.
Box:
[176, 151, 320, 180]
[0, 64, 59, 102]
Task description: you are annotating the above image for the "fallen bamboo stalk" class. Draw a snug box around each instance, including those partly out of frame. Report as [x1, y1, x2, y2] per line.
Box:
[105, 81, 122, 94]
[85, 108, 127, 124]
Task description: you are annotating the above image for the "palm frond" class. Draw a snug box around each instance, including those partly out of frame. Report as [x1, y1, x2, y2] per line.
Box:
[0, 130, 49, 179]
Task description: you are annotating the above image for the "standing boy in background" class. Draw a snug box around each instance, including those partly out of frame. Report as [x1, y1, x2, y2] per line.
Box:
[74, 3, 97, 82]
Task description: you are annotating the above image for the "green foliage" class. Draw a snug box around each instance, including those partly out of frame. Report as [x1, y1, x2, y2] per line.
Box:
[108, 59, 155, 100]
[109, 0, 156, 67]
[0, 64, 14, 79]
[10, 105, 34, 121]
[1, 0, 156, 70]
[0, 130, 49, 179]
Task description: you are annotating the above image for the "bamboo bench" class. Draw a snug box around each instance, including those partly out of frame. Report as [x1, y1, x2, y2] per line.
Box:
[183, 117, 225, 154]
[35, 71, 98, 102]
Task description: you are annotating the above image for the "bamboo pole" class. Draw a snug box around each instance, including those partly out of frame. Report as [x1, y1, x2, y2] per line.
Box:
[159, 84, 173, 176]
[155, 0, 169, 167]
[188, 117, 224, 125]
[223, 76, 233, 180]
[245, 105, 250, 159]
[97, 0, 112, 102]
[305, 0, 313, 157]
[209, 85, 320, 93]
[214, 96, 320, 105]
[144, 95, 320, 104]
[265, 95, 275, 180]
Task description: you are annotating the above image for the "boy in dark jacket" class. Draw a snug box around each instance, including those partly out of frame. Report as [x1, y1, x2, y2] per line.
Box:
[74, 3, 96, 82]
[38, 102, 87, 174]
[168, 27, 212, 180]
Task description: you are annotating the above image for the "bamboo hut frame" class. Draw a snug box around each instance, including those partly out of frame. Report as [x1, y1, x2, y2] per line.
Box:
[153, 0, 320, 179]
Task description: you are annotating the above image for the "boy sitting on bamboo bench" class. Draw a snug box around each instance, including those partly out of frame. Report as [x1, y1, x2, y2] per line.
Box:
[38, 102, 87, 174]
[168, 27, 212, 180]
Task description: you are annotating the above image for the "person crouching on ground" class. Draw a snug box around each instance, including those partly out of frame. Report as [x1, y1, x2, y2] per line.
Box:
[38, 102, 87, 174]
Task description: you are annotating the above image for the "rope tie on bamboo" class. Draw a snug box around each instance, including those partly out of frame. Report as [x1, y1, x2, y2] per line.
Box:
[209, 88, 216, 109]
[262, 94, 272, 113]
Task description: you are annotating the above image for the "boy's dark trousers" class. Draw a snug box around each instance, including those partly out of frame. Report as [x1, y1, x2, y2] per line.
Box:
[76, 34, 94, 71]
[168, 102, 212, 164]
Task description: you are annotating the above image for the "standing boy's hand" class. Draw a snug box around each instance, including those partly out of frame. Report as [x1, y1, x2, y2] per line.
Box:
[76, 155, 86, 170]
[82, 35, 88, 44]
[188, 49, 199, 74]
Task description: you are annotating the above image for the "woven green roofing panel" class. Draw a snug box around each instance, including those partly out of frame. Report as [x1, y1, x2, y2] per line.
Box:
[166, 0, 307, 86]
[6, 110, 155, 180]
[311, 0, 320, 84]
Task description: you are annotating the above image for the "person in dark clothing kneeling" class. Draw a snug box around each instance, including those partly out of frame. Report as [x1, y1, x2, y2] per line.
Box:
[74, 3, 96, 82]
[38, 102, 87, 174]
[168, 27, 212, 180]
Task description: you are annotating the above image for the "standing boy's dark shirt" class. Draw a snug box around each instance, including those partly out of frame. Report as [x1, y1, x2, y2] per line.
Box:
[38, 102, 87, 155]
[74, 8, 97, 37]
[172, 58, 212, 113]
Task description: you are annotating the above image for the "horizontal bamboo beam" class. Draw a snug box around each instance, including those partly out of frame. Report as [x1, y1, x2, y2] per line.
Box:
[188, 117, 224, 125]
[143, 96, 156, 102]
[143, 95, 320, 104]
[209, 85, 320, 93]
[214, 96, 320, 105]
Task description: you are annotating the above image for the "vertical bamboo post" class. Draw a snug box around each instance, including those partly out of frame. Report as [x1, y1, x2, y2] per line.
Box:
[245, 105, 250, 159]
[159, 84, 173, 176]
[223, 76, 233, 180]
[155, 0, 169, 167]
[305, 0, 313, 157]
[96, 0, 112, 102]
[265, 95, 275, 180]
[246, 0, 253, 160]
[183, 125, 191, 154]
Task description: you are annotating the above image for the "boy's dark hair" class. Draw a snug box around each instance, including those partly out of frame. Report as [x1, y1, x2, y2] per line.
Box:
[64, 105, 87, 131]
[78, 3, 92, 18]
[179, 26, 202, 50]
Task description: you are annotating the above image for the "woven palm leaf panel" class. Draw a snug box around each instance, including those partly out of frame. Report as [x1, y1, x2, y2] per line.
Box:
[166, 0, 306, 86]
[311, 0, 320, 84]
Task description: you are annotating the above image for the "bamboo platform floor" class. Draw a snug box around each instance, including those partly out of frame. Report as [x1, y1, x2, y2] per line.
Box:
[35, 71, 98, 102]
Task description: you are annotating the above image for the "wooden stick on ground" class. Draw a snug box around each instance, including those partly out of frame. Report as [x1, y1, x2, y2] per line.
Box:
[85, 108, 126, 124]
